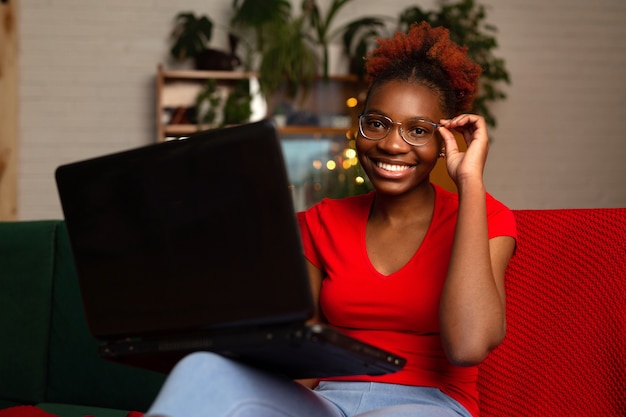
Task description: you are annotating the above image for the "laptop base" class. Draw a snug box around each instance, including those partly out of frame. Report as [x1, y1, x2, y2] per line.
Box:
[99, 324, 405, 379]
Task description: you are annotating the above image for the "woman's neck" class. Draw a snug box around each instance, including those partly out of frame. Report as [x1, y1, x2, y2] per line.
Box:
[369, 182, 436, 226]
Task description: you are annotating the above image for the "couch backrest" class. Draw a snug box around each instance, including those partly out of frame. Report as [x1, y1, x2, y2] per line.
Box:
[477, 208, 626, 416]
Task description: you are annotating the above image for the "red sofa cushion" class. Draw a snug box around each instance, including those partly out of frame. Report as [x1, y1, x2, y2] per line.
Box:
[478, 208, 626, 416]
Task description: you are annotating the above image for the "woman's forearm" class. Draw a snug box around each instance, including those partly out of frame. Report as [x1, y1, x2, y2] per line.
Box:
[439, 178, 505, 366]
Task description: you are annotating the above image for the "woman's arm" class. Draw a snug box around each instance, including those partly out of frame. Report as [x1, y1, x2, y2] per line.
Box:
[305, 259, 325, 325]
[437, 115, 516, 366]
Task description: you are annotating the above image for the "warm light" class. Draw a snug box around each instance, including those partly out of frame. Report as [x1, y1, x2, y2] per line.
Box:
[342, 159, 352, 170]
[326, 160, 337, 170]
[344, 148, 356, 159]
[355, 176, 365, 184]
[312, 160, 322, 170]
[346, 97, 358, 108]
[350, 156, 359, 166]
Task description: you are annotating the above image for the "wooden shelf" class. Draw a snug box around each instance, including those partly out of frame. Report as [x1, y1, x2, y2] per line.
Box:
[160, 69, 258, 80]
[163, 124, 355, 138]
[156, 65, 366, 142]
[278, 126, 355, 136]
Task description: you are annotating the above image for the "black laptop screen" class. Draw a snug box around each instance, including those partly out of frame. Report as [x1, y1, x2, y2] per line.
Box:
[56, 120, 314, 340]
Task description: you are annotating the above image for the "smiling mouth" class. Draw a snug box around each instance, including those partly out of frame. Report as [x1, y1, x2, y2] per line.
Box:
[376, 161, 412, 172]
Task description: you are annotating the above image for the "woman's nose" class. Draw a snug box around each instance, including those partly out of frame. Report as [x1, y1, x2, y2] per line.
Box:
[378, 124, 411, 152]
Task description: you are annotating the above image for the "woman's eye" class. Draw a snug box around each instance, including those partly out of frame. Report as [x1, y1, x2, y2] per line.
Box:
[367, 118, 387, 130]
[409, 127, 426, 136]
[407, 123, 433, 137]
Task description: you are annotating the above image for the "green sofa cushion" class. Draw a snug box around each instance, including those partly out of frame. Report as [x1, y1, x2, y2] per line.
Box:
[0, 221, 60, 404]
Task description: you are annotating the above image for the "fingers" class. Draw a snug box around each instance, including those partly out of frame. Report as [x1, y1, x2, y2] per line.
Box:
[439, 114, 488, 149]
[440, 113, 485, 129]
[437, 124, 458, 157]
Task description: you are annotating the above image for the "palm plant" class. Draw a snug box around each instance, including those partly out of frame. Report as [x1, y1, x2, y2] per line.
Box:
[303, 0, 389, 80]
[340, 16, 390, 78]
[302, 0, 350, 80]
[231, 0, 317, 99]
[230, 0, 291, 53]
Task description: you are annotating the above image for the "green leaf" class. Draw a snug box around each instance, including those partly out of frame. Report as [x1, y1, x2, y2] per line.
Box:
[170, 12, 214, 60]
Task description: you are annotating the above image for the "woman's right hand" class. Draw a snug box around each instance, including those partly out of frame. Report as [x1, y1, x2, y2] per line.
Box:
[438, 114, 489, 188]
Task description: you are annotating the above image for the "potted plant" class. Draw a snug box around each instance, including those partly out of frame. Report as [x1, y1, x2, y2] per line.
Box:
[170, 12, 241, 71]
[340, 16, 390, 78]
[230, 0, 292, 54]
[194, 78, 253, 128]
[231, 0, 383, 98]
[230, 0, 316, 100]
[222, 79, 253, 126]
[194, 79, 222, 127]
[302, 0, 351, 80]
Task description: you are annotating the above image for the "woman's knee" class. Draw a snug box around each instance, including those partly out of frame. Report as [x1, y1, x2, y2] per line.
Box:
[172, 351, 230, 375]
[148, 352, 338, 417]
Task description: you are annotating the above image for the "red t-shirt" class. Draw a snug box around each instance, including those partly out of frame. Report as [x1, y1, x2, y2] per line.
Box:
[297, 184, 517, 417]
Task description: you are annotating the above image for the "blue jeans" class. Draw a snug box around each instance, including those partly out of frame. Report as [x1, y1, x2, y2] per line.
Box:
[146, 352, 471, 417]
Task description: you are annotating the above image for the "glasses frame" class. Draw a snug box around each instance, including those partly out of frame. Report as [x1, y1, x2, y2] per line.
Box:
[358, 113, 440, 147]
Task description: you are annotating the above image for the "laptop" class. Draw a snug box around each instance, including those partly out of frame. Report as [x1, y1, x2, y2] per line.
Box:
[55, 119, 406, 379]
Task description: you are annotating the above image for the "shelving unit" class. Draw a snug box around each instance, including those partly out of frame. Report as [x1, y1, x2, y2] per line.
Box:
[156, 65, 260, 142]
[155, 65, 368, 142]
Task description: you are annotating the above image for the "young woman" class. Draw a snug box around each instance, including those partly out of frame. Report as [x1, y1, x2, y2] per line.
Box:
[146, 21, 517, 417]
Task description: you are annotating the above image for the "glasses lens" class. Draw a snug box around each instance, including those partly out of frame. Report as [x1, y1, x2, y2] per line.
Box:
[359, 114, 390, 140]
[402, 119, 436, 146]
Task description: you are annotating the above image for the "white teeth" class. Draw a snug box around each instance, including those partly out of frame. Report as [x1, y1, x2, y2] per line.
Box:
[377, 161, 410, 172]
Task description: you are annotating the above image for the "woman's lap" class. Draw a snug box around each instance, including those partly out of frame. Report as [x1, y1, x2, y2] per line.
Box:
[315, 381, 470, 417]
[146, 352, 470, 417]
[146, 352, 342, 417]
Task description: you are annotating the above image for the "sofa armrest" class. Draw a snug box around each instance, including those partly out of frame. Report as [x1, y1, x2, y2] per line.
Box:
[0, 221, 63, 405]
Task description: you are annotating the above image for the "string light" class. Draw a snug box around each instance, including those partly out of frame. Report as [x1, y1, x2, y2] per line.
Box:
[346, 97, 358, 108]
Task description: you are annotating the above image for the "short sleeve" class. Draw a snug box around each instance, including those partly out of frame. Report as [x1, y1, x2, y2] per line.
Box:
[486, 194, 517, 240]
[297, 208, 323, 269]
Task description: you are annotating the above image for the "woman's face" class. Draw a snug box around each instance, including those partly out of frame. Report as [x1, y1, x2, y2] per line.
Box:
[357, 80, 445, 196]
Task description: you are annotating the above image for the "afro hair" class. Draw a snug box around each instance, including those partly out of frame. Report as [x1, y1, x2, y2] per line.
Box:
[364, 21, 482, 116]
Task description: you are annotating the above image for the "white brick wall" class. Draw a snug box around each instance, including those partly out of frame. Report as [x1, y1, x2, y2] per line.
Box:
[17, 0, 626, 219]
[482, 0, 626, 209]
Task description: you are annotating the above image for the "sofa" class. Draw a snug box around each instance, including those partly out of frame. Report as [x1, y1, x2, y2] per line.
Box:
[1, 208, 625, 416]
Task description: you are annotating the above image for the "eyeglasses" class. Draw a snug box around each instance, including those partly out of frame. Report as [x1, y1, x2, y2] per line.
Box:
[358, 113, 439, 147]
